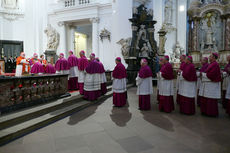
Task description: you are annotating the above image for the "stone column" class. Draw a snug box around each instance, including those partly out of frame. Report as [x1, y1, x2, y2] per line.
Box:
[190, 18, 201, 64]
[225, 17, 230, 51]
[66, 23, 76, 52]
[58, 21, 67, 55]
[90, 17, 100, 57]
[192, 19, 199, 52]
[188, 20, 192, 53]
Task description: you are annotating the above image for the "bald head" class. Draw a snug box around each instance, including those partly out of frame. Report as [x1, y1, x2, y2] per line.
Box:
[20, 52, 25, 58]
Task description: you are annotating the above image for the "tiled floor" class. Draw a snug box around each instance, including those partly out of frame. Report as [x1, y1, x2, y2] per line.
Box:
[1, 87, 230, 153]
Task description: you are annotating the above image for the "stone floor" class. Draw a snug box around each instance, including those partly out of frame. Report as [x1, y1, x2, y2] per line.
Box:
[1, 87, 230, 153]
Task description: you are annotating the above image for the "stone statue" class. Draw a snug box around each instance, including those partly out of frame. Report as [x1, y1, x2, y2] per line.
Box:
[201, 41, 205, 52]
[136, 25, 147, 49]
[133, 7, 138, 14]
[164, 0, 173, 24]
[158, 26, 167, 55]
[140, 43, 149, 57]
[206, 27, 214, 45]
[44, 24, 60, 51]
[148, 9, 153, 18]
[2, 0, 18, 9]
[171, 42, 183, 62]
[117, 38, 132, 58]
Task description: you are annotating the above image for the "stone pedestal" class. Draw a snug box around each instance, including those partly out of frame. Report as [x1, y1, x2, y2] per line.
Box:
[44, 50, 58, 64]
[125, 57, 138, 84]
[190, 51, 201, 65]
[219, 50, 230, 66]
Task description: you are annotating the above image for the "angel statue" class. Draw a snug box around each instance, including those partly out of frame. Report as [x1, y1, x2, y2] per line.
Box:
[117, 38, 132, 58]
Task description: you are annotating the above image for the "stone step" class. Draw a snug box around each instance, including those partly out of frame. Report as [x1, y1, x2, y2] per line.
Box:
[0, 84, 133, 146]
[0, 85, 112, 131]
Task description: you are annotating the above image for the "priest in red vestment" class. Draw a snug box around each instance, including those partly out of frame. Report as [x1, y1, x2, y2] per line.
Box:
[112, 57, 127, 107]
[68, 51, 79, 90]
[179, 56, 197, 115]
[200, 53, 221, 117]
[136, 59, 153, 110]
[176, 54, 186, 104]
[15, 52, 30, 76]
[78, 50, 89, 95]
[197, 57, 209, 106]
[158, 55, 174, 113]
[84, 53, 102, 101]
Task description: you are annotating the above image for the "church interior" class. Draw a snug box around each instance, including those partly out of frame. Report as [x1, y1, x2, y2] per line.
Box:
[1, 0, 230, 153]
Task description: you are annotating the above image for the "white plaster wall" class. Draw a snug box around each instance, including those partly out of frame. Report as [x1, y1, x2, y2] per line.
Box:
[0, 0, 51, 58]
[110, 0, 132, 69]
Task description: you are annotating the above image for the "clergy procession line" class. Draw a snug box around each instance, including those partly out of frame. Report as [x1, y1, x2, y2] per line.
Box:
[14, 51, 230, 117]
[155, 53, 230, 117]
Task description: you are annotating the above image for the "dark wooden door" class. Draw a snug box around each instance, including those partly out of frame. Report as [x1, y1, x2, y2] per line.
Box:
[0, 40, 23, 59]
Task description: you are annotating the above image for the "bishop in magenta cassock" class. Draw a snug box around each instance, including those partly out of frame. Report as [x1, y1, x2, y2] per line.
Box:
[45, 64, 56, 74]
[158, 55, 174, 113]
[68, 50, 79, 90]
[176, 55, 186, 104]
[112, 57, 127, 107]
[84, 53, 102, 101]
[197, 57, 209, 106]
[199, 53, 221, 117]
[222, 55, 230, 108]
[30, 53, 45, 75]
[96, 58, 107, 95]
[55, 53, 69, 74]
[179, 56, 197, 115]
[78, 50, 89, 95]
[136, 59, 153, 110]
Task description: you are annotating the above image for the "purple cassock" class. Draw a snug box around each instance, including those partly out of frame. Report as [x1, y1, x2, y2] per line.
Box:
[197, 63, 209, 106]
[55, 58, 69, 72]
[137, 65, 153, 110]
[200, 61, 221, 117]
[158, 62, 174, 113]
[179, 63, 197, 115]
[176, 61, 186, 104]
[31, 62, 45, 74]
[78, 56, 88, 95]
[112, 62, 127, 107]
[98, 62, 107, 95]
[68, 54, 79, 90]
[45, 64, 56, 74]
[83, 60, 103, 101]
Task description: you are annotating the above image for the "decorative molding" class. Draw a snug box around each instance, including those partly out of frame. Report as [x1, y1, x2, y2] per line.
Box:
[134, 0, 151, 5]
[0, 10, 24, 20]
[57, 21, 65, 27]
[0, 0, 24, 21]
[99, 28, 111, 42]
[90, 17, 100, 23]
